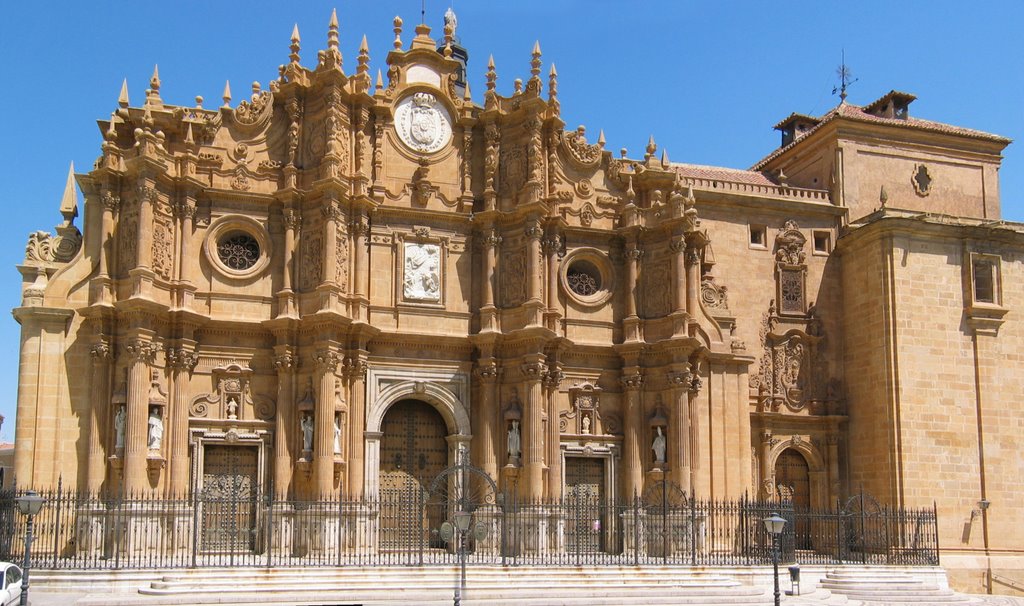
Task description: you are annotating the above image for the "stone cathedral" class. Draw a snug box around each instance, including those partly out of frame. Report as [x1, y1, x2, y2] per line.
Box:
[12, 11, 1024, 590]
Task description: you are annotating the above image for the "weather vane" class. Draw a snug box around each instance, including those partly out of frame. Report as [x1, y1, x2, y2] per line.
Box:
[832, 50, 858, 102]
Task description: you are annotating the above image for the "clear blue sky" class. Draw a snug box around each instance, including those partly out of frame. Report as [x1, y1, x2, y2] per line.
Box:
[0, 1, 1021, 440]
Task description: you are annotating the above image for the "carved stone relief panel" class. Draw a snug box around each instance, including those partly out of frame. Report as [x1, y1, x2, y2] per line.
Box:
[300, 228, 323, 291]
[641, 260, 672, 318]
[402, 241, 441, 303]
[335, 228, 349, 290]
[501, 248, 527, 307]
[774, 220, 807, 316]
[499, 146, 527, 195]
[153, 215, 174, 280]
[118, 202, 138, 272]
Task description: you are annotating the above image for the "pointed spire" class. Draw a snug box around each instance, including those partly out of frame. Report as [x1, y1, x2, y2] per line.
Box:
[486, 55, 497, 92]
[661, 149, 669, 168]
[375, 69, 384, 92]
[357, 34, 370, 76]
[530, 41, 542, 81]
[328, 8, 339, 45]
[880, 185, 888, 207]
[626, 175, 636, 203]
[321, 8, 343, 70]
[289, 24, 301, 65]
[597, 129, 606, 148]
[686, 183, 696, 203]
[548, 63, 558, 99]
[59, 162, 79, 222]
[646, 135, 657, 158]
[393, 15, 403, 50]
[150, 65, 161, 94]
[464, 80, 472, 102]
[184, 122, 195, 145]
[118, 79, 130, 108]
[222, 80, 232, 108]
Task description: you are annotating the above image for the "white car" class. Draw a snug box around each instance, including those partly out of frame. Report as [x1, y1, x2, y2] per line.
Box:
[0, 563, 22, 606]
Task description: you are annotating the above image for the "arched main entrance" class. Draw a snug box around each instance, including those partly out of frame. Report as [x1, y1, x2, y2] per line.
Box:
[775, 448, 811, 549]
[378, 399, 449, 552]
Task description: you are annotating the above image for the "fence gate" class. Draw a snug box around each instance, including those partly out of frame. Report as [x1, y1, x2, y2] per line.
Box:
[565, 457, 605, 554]
[199, 445, 260, 554]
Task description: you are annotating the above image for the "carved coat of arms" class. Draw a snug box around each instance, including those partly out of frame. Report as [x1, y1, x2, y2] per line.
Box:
[395, 92, 452, 154]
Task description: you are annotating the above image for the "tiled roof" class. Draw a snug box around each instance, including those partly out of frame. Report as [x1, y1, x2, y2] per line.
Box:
[752, 101, 1010, 171]
[772, 112, 821, 131]
[671, 163, 777, 186]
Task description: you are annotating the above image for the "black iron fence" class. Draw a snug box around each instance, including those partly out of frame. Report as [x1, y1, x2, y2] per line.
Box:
[0, 487, 938, 570]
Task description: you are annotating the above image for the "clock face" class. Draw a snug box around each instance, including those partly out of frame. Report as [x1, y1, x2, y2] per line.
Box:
[395, 92, 452, 154]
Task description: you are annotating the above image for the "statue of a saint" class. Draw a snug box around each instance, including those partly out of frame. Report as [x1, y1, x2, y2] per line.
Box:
[507, 420, 521, 462]
[652, 426, 666, 465]
[333, 414, 342, 455]
[301, 413, 314, 452]
[114, 406, 126, 449]
[226, 396, 238, 420]
[581, 415, 591, 435]
[148, 408, 164, 450]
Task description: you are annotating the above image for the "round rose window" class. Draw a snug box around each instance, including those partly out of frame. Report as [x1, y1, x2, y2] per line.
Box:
[567, 260, 601, 296]
[217, 232, 260, 271]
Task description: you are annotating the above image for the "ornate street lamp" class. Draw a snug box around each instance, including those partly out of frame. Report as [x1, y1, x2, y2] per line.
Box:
[763, 513, 786, 606]
[452, 510, 472, 606]
[15, 491, 45, 606]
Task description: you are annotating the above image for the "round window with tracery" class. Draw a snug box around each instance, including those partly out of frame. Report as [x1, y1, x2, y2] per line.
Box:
[567, 261, 601, 296]
[217, 232, 260, 271]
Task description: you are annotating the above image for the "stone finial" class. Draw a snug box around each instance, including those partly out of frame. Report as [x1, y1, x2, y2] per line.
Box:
[393, 15, 403, 50]
[443, 22, 454, 58]
[357, 34, 370, 75]
[625, 175, 637, 204]
[464, 80, 472, 102]
[195, 95, 203, 108]
[289, 24, 301, 65]
[59, 162, 79, 224]
[880, 185, 888, 207]
[486, 55, 497, 92]
[548, 63, 558, 99]
[597, 129, 606, 148]
[145, 65, 162, 106]
[661, 148, 670, 168]
[328, 8, 339, 48]
[222, 80, 232, 108]
[105, 112, 118, 141]
[184, 122, 195, 145]
[375, 69, 384, 92]
[319, 8, 343, 70]
[530, 41, 542, 81]
[513, 78, 522, 94]
[646, 135, 657, 158]
[118, 78, 130, 108]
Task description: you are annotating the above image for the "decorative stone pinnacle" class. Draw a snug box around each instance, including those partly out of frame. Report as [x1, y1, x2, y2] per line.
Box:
[184, 122, 195, 145]
[530, 41, 542, 79]
[290, 23, 301, 64]
[443, 23, 454, 58]
[375, 69, 384, 91]
[328, 8, 339, 45]
[514, 78, 522, 94]
[59, 162, 78, 224]
[486, 55, 497, 91]
[597, 129, 606, 148]
[548, 62, 558, 98]
[118, 78, 130, 108]
[357, 34, 370, 75]
[105, 112, 118, 141]
[195, 95, 203, 108]
[150, 65, 161, 93]
[661, 148, 670, 168]
[393, 15, 403, 50]
[464, 80, 472, 101]
[646, 135, 657, 157]
[222, 80, 232, 108]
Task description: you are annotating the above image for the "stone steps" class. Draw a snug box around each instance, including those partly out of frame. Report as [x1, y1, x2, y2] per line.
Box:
[818, 567, 977, 604]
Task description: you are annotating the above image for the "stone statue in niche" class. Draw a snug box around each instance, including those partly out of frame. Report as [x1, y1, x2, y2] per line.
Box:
[114, 406, 126, 449]
[652, 426, 666, 465]
[403, 242, 441, 302]
[226, 396, 239, 420]
[147, 408, 163, 450]
[301, 413, 314, 452]
[507, 420, 521, 464]
[581, 414, 591, 435]
[333, 414, 342, 455]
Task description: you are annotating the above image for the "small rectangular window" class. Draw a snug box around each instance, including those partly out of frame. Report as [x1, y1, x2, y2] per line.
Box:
[813, 231, 831, 254]
[749, 225, 767, 248]
[973, 259, 996, 304]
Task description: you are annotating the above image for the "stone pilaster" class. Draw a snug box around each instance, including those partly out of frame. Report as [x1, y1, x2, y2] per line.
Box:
[474, 361, 500, 481]
[314, 348, 340, 497]
[521, 358, 547, 500]
[670, 236, 687, 315]
[350, 217, 370, 321]
[620, 369, 644, 500]
[525, 221, 543, 305]
[86, 341, 112, 492]
[165, 343, 197, 495]
[480, 230, 501, 332]
[666, 368, 692, 494]
[273, 349, 296, 499]
[543, 366, 563, 500]
[346, 354, 368, 499]
[124, 336, 158, 493]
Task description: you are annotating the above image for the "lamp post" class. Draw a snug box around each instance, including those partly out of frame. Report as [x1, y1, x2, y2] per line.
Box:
[16, 490, 45, 606]
[452, 510, 472, 606]
[763, 513, 786, 606]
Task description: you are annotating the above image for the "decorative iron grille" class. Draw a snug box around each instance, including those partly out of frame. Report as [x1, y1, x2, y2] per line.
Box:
[217, 232, 260, 270]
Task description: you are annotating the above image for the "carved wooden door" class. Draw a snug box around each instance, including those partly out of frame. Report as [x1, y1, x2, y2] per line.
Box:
[775, 448, 811, 548]
[565, 457, 605, 554]
[378, 400, 449, 553]
[201, 445, 260, 553]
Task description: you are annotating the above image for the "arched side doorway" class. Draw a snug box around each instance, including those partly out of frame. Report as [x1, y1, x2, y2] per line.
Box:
[774, 447, 811, 550]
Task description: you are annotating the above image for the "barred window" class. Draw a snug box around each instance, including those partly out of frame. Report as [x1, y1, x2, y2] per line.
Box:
[567, 261, 601, 296]
[217, 232, 260, 271]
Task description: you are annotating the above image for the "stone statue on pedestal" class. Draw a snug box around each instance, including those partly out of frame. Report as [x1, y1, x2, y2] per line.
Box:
[507, 420, 521, 463]
[148, 408, 163, 450]
[652, 426, 666, 465]
[301, 413, 314, 452]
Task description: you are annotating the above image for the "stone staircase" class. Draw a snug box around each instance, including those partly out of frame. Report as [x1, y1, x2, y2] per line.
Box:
[43, 566, 778, 605]
[818, 567, 978, 604]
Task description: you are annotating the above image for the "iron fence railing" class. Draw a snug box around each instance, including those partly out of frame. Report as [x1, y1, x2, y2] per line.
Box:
[0, 487, 938, 570]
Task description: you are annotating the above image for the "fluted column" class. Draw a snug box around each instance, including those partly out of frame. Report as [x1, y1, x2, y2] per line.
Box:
[135, 184, 156, 269]
[667, 369, 691, 494]
[283, 209, 299, 291]
[525, 222, 543, 303]
[346, 355, 368, 499]
[620, 370, 644, 500]
[322, 200, 341, 287]
[351, 217, 369, 298]
[177, 197, 196, 283]
[86, 342, 112, 492]
[273, 349, 296, 499]
[98, 190, 119, 278]
[670, 237, 687, 315]
[124, 337, 157, 493]
[314, 348, 340, 498]
[543, 233, 561, 310]
[166, 343, 197, 495]
[760, 430, 775, 500]
[474, 361, 500, 481]
[827, 434, 840, 503]
[544, 367, 563, 500]
[684, 247, 701, 317]
[521, 359, 547, 500]
[480, 231, 501, 332]
[625, 246, 642, 318]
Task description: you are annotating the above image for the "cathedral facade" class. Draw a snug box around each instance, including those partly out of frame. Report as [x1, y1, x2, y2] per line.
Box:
[12, 12, 1023, 592]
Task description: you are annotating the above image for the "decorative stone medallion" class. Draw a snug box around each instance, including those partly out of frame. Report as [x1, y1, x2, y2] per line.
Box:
[395, 92, 452, 154]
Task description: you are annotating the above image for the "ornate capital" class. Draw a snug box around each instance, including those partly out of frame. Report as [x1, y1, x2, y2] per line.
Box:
[524, 225, 543, 241]
[283, 209, 301, 230]
[541, 234, 562, 256]
[669, 237, 686, 254]
[666, 370, 692, 388]
[124, 339, 158, 363]
[90, 343, 112, 364]
[685, 248, 701, 266]
[166, 347, 199, 371]
[135, 184, 159, 205]
[349, 219, 370, 238]
[322, 200, 344, 222]
[175, 198, 197, 220]
[543, 368, 564, 389]
[483, 231, 503, 249]
[521, 361, 547, 380]
[273, 352, 296, 372]
[620, 371, 644, 391]
[101, 191, 121, 212]
[474, 362, 500, 382]
[626, 247, 644, 262]
[314, 350, 341, 373]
